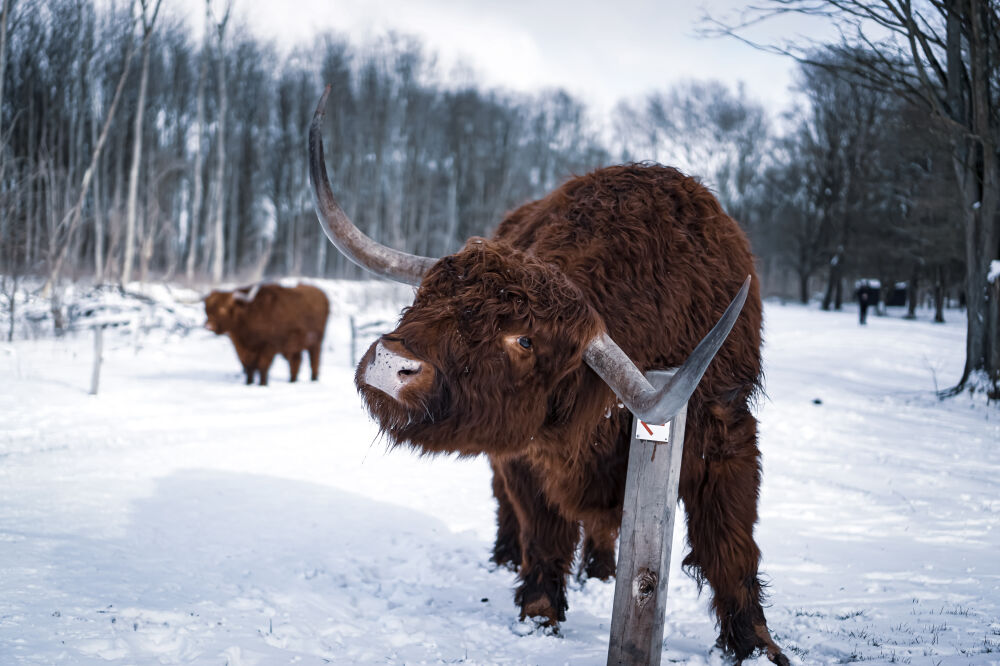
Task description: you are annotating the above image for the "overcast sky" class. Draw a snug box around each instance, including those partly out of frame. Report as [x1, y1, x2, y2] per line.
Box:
[180, 0, 835, 116]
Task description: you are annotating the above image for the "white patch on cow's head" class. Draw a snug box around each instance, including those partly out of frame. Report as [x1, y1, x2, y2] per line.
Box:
[364, 341, 423, 400]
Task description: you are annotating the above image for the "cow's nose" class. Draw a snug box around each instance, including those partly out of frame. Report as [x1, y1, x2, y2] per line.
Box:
[365, 340, 426, 399]
[396, 359, 423, 379]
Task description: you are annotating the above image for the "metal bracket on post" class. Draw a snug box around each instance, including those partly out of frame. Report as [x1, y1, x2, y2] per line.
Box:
[607, 368, 687, 666]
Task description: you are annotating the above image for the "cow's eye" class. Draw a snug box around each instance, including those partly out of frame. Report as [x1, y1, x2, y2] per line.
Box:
[517, 336, 532, 350]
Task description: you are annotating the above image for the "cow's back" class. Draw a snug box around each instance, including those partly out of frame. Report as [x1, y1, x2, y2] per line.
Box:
[494, 164, 762, 405]
[289, 284, 330, 334]
[238, 284, 328, 344]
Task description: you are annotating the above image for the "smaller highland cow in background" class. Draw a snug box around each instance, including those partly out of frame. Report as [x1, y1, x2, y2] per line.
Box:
[204, 283, 329, 386]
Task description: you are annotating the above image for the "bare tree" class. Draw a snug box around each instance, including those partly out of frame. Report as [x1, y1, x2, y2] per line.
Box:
[0, 0, 15, 264]
[42, 9, 137, 295]
[708, 0, 1000, 395]
[0, 0, 15, 160]
[208, 0, 231, 283]
[184, 0, 210, 282]
[2, 3, 611, 290]
[120, 0, 161, 287]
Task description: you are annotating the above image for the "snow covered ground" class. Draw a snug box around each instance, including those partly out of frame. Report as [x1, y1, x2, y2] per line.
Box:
[0, 282, 997, 665]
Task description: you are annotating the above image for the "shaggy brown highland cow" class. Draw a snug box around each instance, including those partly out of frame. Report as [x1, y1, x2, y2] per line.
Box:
[204, 282, 329, 386]
[309, 87, 786, 664]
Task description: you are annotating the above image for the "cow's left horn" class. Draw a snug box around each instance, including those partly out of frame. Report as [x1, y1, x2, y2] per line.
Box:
[309, 85, 437, 286]
[232, 284, 261, 302]
[583, 276, 751, 424]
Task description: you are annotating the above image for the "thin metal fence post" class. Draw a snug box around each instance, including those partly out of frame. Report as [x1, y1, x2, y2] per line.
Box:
[89, 325, 104, 396]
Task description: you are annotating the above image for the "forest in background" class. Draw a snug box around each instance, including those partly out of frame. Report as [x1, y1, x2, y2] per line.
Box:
[0, 0, 991, 382]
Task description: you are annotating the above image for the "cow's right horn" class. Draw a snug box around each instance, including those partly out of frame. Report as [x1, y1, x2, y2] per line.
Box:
[309, 85, 437, 286]
[582, 276, 750, 424]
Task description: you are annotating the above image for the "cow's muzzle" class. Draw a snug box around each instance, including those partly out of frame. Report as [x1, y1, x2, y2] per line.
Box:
[364, 339, 428, 400]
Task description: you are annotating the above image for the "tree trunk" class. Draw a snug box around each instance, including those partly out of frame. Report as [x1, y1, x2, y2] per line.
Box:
[444, 159, 458, 256]
[121, 0, 160, 287]
[92, 91, 104, 283]
[251, 234, 273, 283]
[934, 265, 946, 323]
[25, 82, 35, 269]
[185, 0, 209, 283]
[0, 0, 13, 168]
[821, 252, 841, 310]
[906, 266, 920, 319]
[4, 273, 17, 342]
[138, 147, 155, 283]
[315, 227, 327, 277]
[946, 0, 1000, 395]
[106, 118, 127, 282]
[209, 3, 231, 283]
[798, 271, 809, 304]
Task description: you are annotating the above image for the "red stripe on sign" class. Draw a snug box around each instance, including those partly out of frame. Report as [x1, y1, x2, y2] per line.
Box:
[641, 421, 654, 436]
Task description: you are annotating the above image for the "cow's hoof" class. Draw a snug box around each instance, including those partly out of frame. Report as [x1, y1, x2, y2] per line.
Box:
[579, 547, 616, 582]
[520, 596, 558, 622]
[514, 568, 567, 629]
[755, 624, 789, 665]
[510, 616, 559, 637]
[716, 623, 790, 666]
[517, 598, 561, 636]
[768, 650, 791, 666]
[491, 542, 521, 572]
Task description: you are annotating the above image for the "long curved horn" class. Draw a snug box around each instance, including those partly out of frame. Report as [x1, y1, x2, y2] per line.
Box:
[232, 283, 261, 302]
[309, 85, 437, 286]
[583, 276, 751, 424]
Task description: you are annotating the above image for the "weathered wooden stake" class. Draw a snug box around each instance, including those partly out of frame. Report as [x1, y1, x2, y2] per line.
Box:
[89, 325, 104, 395]
[607, 369, 687, 666]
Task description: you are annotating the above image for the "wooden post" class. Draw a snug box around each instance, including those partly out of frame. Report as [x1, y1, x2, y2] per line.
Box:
[90, 325, 104, 395]
[607, 369, 687, 666]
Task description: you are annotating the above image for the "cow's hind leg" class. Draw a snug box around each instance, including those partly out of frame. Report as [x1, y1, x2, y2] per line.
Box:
[579, 516, 618, 582]
[680, 406, 787, 665]
[288, 351, 302, 382]
[489, 459, 521, 571]
[499, 459, 576, 629]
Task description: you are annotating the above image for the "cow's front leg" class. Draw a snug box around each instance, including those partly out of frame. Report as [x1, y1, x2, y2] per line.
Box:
[257, 351, 276, 386]
[489, 458, 521, 570]
[499, 459, 576, 629]
[234, 345, 257, 385]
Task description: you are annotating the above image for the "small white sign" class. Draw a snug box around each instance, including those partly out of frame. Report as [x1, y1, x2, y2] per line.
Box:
[635, 419, 671, 443]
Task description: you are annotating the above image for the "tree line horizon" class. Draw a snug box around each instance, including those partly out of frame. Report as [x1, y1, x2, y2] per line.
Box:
[0, 0, 995, 396]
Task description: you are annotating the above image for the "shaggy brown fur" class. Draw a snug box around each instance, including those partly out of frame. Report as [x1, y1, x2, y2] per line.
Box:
[204, 283, 329, 386]
[355, 164, 786, 664]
